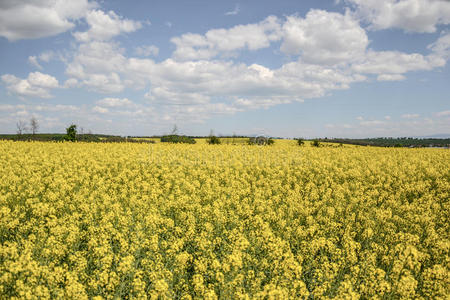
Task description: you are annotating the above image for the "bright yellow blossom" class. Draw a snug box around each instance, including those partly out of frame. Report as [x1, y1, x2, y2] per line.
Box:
[0, 140, 448, 298]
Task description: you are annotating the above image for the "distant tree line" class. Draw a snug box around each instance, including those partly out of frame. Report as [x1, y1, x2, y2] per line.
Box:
[11, 119, 445, 148]
[3, 119, 154, 143]
[318, 137, 450, 148]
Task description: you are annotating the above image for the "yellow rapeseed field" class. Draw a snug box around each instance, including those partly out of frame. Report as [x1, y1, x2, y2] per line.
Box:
[0, 140, 448, 299]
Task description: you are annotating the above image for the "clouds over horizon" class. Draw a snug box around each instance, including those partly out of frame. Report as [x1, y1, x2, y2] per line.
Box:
[1, 0, 449, 135]
[56, 7, 448, 119]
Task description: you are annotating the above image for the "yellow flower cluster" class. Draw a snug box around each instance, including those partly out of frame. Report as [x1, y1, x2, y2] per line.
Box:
[0, 140, 448, 299]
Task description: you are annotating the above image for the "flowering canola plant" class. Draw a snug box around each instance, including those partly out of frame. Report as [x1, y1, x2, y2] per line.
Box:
[0, 140, 448, 299]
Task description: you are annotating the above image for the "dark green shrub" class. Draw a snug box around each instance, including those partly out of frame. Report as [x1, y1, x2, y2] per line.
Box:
[312, 140, 320, 147]
[51, 135, 65, 142]
[297, 138, 304, 146]
[76, 134, 101, 142]
[160, 135, 196, 144]
[207, 135, 221, 144]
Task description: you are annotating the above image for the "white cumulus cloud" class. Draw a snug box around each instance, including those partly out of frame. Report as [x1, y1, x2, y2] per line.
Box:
[352, 50, 439, 75]
[171, 16, 281, 60]
[2, 72, 59, 98]
[73, 9, 142, 42]
[0, 0, 93, 41]
[65, 41, 128, 93]
[281, 9, 369, 65]
[347, 0, 450, 33]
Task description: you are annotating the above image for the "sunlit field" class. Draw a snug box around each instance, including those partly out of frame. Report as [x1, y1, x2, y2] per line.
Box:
[0, 141, 448, 299]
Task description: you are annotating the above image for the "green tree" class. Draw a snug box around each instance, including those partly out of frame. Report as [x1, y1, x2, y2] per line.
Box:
[65, 124, 77, 142]
[297, 138, 304, 146]
[312, 140, 320, 147]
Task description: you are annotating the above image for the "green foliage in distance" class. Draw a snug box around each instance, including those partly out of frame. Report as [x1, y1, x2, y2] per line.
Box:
[312, 140, 321, 147]
[160, 135, 196, 144]
[65, 124, 77, 142]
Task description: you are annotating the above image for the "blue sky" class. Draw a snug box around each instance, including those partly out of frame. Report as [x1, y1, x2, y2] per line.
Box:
[0, 0, 449, 138]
